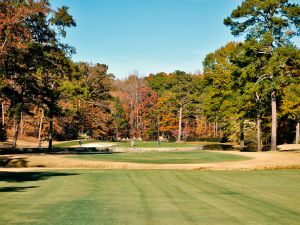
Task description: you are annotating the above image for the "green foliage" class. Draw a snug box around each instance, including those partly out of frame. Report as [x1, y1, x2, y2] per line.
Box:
[50, 6, 76, 37]
[281, 83, 300, 120]
[224, 0, 300, 45]
[227, 120, 257, 144]
[0, 0, 298, 146]
[146, 71, 203, 140]
[113, 97, 129, 138]
[202, 42, 242, 135]
[224, 0, 299, 148]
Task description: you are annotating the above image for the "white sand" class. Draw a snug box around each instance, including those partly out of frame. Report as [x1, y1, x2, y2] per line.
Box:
[80, 142, 117, 148]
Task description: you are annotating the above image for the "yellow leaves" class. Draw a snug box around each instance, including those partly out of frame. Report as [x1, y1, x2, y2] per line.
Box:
[159, 112, 177, 133]
[280, 83, 300, 119]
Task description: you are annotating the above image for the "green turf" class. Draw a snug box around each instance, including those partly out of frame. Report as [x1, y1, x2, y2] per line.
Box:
[1, 169, 300, 225]
[68, 151, 250, 164]
[53, 140, 102, 148]
[53, 140, 200, 149]
[114, 141, 197, 148]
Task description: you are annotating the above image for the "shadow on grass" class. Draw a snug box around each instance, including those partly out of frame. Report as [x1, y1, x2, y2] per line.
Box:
[0, 156, 28, 168]
[0, 171, 78, 183]
[0, 147, 111, 155]
[0, 186, 39, 193]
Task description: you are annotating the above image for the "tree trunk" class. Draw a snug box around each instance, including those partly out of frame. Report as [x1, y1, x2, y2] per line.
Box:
[136, 108, 139, 137]
[177, 106, 182, 142]
[38, 109, 44, 148]
[204, 120, 207, 137]
[296, 121, 299, 144]
[257, 118, 262, 151]
[157, 117, 160, 140]
[240, 120, 244, 149]
[115, 127, 119, 140]
[1, 103, 4, 127]
[213, 122, 216, 138]
[48, 111, 53, 151]
[20, 112, 23, 137]
[271, 91, 277, 151]
[12, 116, 21, 149]
[184, 119, 188, 141]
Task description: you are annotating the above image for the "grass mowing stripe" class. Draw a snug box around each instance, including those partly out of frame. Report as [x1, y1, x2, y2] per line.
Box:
[157, 172, 212, 224]
[156, 172, 211, 225]
[144, 172, 197, 225]
[127, 173, 154, 225]
[175, 172, 269, 225]
[183, 171, 300, 225]
[200, 171, 300, 217]
[24, 173, 90, 225]
[206, 172, 295, 206]
[205, 172, 300, 222]
[1, 170, 300, 225]
[133, 171, 192, 225]
[169, 172, 244, 225]
[0, 172, 80, 225]
[184, 172, 282, 224]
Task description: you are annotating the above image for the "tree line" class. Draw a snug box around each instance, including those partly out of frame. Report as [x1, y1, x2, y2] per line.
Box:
[0, 0, 299, 150]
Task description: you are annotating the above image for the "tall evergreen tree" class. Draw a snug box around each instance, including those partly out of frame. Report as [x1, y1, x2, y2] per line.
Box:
[224, 0, 300, 150]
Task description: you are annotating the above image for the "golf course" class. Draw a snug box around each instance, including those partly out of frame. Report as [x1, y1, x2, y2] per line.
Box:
[1, 0, 300, 224]
[1, 169, 300, 225]
[1, 141, 300, 224]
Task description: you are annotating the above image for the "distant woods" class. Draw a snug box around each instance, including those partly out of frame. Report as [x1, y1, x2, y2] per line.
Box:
[0, 0, 299, 149]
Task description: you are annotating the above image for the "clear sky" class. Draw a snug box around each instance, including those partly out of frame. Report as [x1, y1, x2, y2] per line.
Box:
[51, 0, 300, 79]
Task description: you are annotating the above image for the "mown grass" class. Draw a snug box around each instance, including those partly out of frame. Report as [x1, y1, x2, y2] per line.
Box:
[114, 141, 198, 148]
[53, 140, 103, 148]
[68, 151, 250, 164]
[53, 140, 199, 148]
[1, 169, 300, 225]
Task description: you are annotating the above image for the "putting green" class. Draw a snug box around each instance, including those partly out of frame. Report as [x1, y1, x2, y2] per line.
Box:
[114, 141, 197, 148]
[1, 170, 300, 225]
[68, 151, 251, 164]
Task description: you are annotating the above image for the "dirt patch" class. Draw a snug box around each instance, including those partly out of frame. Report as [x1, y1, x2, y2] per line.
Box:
[1, 150, 300, 171]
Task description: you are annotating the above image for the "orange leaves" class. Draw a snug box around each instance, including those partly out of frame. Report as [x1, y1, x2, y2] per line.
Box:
[0, 0, 50, 58]
[112, 75, 158, 139]
[159, 112, 177, 133]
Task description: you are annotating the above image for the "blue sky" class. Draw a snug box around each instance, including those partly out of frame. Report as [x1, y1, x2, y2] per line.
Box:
[52, 0, 300, 78]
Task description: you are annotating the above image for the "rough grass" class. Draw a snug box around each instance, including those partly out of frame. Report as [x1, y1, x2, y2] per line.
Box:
[1, 169, 300, 225]
[67, 151, 250, 164]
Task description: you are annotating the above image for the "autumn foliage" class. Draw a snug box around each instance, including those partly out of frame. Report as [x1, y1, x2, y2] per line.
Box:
[0, 0, 299, 149]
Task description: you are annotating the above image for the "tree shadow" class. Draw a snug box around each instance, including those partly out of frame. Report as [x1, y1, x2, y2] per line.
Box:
[0, 156, 28, 168]
[0, 186, 39, 193]
[0, 171, 78, 182]
[0, 147, 112, 155]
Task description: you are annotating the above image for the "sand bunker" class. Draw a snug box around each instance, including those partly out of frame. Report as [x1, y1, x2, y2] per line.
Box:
[79, 142, 117, 148]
